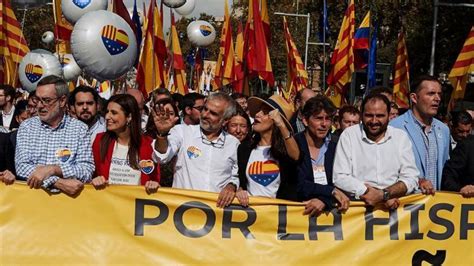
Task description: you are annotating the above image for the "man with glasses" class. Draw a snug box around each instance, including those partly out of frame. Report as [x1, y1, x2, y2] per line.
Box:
[0, 84, 19, 131]
[180, 92, 205, 125]
[152, 92, 240, 208]
[15, 75, 94, 196]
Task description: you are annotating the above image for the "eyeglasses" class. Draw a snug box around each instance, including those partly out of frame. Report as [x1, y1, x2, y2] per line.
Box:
[193, 105, 204, 112]
[33, 96, 61, 106]
[201, 131, 226, 149]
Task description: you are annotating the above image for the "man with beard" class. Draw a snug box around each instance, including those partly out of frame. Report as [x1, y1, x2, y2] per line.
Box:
[152, 92, 239, 208]
[390, 75, 450, 193]
[15, 76, 94, 196]
[0, 85, 19, 131]
[333, 93, 419, 209]
[71, 86, 105, 143]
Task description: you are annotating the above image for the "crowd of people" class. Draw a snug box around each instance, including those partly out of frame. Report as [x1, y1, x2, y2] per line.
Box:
[1, 74, 473, 216]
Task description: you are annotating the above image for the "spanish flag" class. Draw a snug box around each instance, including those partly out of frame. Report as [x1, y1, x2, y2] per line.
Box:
[448, 26, 474, 109]
[136, 0, 168, 98]
[0, 0, 30, 86]
[214, 0, 235, 89]
[326, 0, 355, 108]
[233, 21, 246, 94]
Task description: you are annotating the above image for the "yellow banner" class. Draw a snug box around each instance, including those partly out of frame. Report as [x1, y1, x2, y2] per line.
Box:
[0, 183, 473, 265]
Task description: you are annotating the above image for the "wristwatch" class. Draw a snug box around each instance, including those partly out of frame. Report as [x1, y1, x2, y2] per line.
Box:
[382, 189, 390, 201]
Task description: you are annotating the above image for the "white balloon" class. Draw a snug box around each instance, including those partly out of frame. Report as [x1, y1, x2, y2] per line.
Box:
[60, 54, 82, 81]
[175, 0, 195, 16]
[19, 51, 63, 92]
[41, 31, 54, 44]
[61, 0, 108, 24]
[71, 10, 137, 81]
[187, 20, 216, 47]
[163, 0, 185, 8]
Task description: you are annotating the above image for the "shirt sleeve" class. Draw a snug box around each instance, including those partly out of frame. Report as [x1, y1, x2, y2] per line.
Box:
[332, 130, 367, 197]
[227, 141, 240, 188]
[397, 132, 420, 194]
[152, 125, 183, 164]
[14, 122, 36, 179]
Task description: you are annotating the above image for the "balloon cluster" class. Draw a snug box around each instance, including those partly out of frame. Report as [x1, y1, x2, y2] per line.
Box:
[20, 0, 216, 90]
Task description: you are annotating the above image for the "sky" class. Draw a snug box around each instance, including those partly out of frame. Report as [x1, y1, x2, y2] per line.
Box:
[123, 0, 231, 32]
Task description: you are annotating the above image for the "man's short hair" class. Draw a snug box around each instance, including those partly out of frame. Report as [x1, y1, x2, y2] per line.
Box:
[410, 75, 441, 94]
[369, 86, 392, 96]
[338, 105, 360, 123]
[452, 110, 473, 128]
[231, 93, 248, 100]
[302, 95, 336, 120]
[70, 85, 100, 105]
[293, 88, 310, 105]
[151, 87, 171, 100]
[207, 92, 236, 121]
[361, 93, 391, 114]
[37, 75, 69, 98]
[0, 84, 16, 102]
[180, 92, 206, 111]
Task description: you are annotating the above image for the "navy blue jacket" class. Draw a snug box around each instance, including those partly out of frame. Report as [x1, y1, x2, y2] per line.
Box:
[294, 132, 337, 208]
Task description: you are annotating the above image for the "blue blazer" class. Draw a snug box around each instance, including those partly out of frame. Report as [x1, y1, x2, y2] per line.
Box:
[294, 132, 337, 208]
[390, 110, 450, 189]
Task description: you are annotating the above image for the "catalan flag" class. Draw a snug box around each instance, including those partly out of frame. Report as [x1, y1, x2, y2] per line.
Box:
[0, 0, 30, 86]
[448, 26, 474, 109]
[245, 0, 274, 87]
[136, 0, 168, 98]
[282, 17, 308, 102]
[215, 0, 235, 89]
[393, 30, 410, 109]
[53, 0, 72, 55]
[326, 0, 355, 108]
[353, 11, 370, 69]
[169, 11, 188, 95]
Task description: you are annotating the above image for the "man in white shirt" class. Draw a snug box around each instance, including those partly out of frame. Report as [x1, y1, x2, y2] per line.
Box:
[152, 92, 239, 208]
[333, 93, 419, 209]
[0, 85, 18, 131]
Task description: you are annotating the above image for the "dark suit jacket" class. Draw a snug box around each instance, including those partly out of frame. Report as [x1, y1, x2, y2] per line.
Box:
[0, 115, 19, 131]
[442, 135, 474, 191]
[294, 132, 337, 208]
[237, 140, 298, 201]
[0, 132, 15, 173]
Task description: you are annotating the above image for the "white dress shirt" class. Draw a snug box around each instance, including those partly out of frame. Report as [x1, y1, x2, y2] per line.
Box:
[333, 124, 419, 198]
[152, 124, 240, 192]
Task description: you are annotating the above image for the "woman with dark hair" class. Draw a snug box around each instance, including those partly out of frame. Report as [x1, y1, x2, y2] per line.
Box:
[236, 95, 300, 206]
[225, 105, 251, 142]
[145, 97, 179, 187]
[91, 94, 160, 193]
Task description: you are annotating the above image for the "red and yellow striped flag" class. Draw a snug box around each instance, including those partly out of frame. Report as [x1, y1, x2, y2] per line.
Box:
[53, 0, 72, 54]
[245, 0, 274, 87]
[448, 26, 474, 108]
[393, 30, 410, 109]
[0, 0, 30, 86]
[169, 11, 188, 95]
[261, 0, 270, 46]
[136, 0, 168, 98]
[282, 17, 308, 102]
[215, 0, 235, 89]
[233, 21, 246, 94]
[326, 0, 355, 108]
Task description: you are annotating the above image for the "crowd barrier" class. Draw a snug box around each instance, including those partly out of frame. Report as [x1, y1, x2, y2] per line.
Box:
[0, 183, 473, 265]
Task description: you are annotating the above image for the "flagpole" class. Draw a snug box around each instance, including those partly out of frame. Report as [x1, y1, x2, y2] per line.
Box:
[322, 0, 327, 91]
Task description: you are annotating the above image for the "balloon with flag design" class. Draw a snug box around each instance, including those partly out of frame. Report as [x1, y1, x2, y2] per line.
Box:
[61, 0, 108, 24]
[187, 20, 216, 47]
[175, 0, 195, 16]
[59, 54, 82, 81]
[19, 50, 63, 92]
[71, 10, 137, 81]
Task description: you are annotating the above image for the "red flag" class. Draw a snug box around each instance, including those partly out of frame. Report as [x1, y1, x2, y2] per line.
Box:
[169, 12, 188, 95]
[214, 0, 235, 89]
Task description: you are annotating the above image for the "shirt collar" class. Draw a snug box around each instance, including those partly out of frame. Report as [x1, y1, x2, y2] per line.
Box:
[410, 110, 433, 133]
[199, 126, 226, 143]
[2, 105, 14, 116]
[40, 114, 68, 130]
